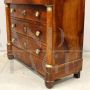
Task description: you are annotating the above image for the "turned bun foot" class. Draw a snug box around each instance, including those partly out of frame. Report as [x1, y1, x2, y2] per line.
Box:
[45, 81, 54, 89]
[74, 72, 80, 78]
[7, 55, 14, 60]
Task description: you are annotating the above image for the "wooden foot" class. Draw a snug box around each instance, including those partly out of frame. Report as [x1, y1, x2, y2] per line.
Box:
[45, 81, 54, 89]
[7, 55, 14, 60]
[74, 72, 80, 78]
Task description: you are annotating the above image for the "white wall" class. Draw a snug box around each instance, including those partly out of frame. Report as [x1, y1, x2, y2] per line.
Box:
[0, 1, 7, 51]
[0, 0, 90, 52]
[84, 0, 90, 51]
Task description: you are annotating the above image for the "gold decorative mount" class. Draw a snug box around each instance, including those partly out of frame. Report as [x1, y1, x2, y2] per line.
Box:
[7, 43, 11, 46]
[46, 64, 53, 68]
[5, 4, 9, 8]
[47, 6, 53, 12]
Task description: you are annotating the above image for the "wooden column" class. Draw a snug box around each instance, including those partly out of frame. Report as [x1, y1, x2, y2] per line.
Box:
[5, 4, 14, 59]
[45, 5, 54, 89]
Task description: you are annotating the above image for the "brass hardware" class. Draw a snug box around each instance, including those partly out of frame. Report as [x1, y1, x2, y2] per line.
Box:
[10, 8, 15, 13]
[35, 11, 40, 17]
[7, 43, 11, 46]
[23, 26, 27, 33]
[46, 81, 54, 83]
[11, 24, 16, 29]
[35, 31, 40, 37]
[47, 6, 52, 12]
[22, 10, 27, 16]
[36, 49, 40, 55]
[23, 42, 27, 49]
[12, 38, 16, 43]
[5, 4, 9, 8]
[46, 64, 53, 68]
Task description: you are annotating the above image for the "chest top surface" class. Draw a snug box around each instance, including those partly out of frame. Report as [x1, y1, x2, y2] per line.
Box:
[5, 0, 53, 5]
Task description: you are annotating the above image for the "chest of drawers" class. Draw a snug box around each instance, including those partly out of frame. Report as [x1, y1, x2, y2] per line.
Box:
[5, 0, 85, 88]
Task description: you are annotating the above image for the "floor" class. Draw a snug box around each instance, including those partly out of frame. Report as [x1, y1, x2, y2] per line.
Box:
[0, 52, 90, 90]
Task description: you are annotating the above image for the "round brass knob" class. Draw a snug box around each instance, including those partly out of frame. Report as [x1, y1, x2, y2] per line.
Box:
[5, 4, 9, 8]
[35, 11, 40, 17]
[11, 24, 16, 29]
[10, 8, 15, 13]
[12, 38, 16, 43]
[35, 31, 40, 37]
[36, 49, 40, 55]
[23, 26, 27, 33]
[22, 10, 27, 16]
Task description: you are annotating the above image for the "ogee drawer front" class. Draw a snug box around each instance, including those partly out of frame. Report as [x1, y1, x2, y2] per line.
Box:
[12, 31, 28, 50]
[10, 5, 46, 23]
[27, 37, 46, 59]
[11, 19, 46, 43]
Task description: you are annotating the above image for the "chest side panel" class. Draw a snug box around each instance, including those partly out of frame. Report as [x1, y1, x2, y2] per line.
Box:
[53, 0, 85, 65]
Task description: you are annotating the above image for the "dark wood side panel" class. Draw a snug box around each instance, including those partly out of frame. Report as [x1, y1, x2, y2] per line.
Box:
[53, 0, 85, 65]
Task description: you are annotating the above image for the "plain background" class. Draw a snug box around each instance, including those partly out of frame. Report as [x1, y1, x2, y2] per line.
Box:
[0, 0, 90, 52]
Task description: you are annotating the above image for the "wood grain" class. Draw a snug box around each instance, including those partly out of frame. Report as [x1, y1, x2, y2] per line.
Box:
[5, 0, 85, 88]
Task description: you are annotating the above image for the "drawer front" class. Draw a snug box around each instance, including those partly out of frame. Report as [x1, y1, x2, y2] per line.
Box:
[12, 46, 45, 75]
[10, 5, 46, 23]
[12, 31, 28, 50]
[29, 54, 45, 75]
[12, 46, 32, 66]
[11, 19, 27, 36]
[11, 19, 46, 43]
[28, 37, 46, 59]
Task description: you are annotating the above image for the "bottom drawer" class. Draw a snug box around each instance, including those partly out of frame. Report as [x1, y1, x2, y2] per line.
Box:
[12, 46, 45, 75]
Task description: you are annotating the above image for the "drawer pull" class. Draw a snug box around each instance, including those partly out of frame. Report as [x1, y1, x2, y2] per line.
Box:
[35, 31, 40, 37]
[35, 11, 40, 17]
[11, 24, 16, 29]
[36, 49, 40, 55]
[23, 26, 27, 33]
[22, 10, 27, 16]
[10, 8, 15, 13]
[12, 38, 16, 43]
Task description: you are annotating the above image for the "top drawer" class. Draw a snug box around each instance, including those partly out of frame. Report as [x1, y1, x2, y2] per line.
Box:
[10, 5, 47, 23]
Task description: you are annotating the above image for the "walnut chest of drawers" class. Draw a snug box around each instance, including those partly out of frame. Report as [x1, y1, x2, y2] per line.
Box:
[5, 0, 85, 88]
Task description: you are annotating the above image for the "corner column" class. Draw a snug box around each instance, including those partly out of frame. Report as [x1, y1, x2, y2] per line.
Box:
[45, 5, 55, 89]
[5, 4, 14, 59]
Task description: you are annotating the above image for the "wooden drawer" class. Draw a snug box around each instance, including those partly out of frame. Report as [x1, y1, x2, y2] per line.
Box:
[29, 54, 45, 75]
[12, 46, 31, 66]
[11, 19, 46, 43]
[12, 45, 45, 75]
[11, 19, 27, 36]
[12, 31, 28, 50]
[27, 37, 46, 59]
[12, 31, 46, 59]
[10, 5, 46, 23]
